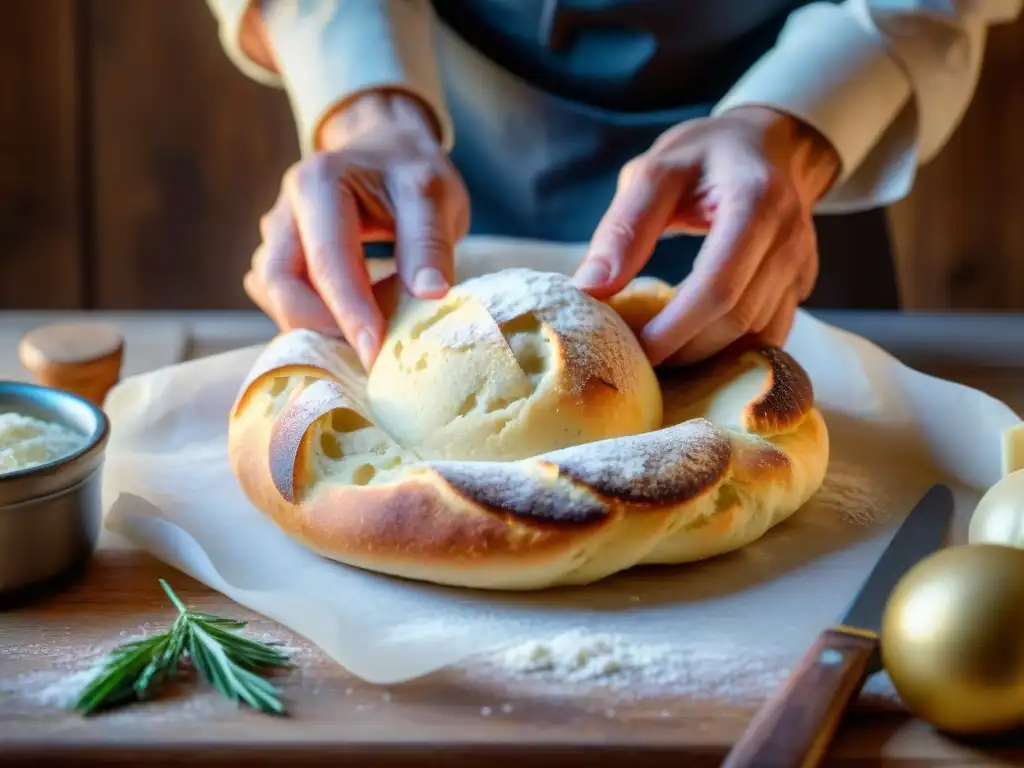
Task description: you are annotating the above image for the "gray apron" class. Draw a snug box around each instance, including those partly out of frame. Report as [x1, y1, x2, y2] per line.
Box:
[373, 0, 900, 310]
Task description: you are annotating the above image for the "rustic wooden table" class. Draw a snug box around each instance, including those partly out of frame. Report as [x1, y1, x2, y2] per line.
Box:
[1, 310, 1023, 767]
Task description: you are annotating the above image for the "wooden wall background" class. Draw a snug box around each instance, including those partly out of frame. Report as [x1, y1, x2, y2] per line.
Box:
[1, 0, 1022, 311]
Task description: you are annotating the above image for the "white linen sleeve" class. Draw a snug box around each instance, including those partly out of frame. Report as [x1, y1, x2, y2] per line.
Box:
[205, 0, 452, 155]
[712, 0, 1023, 213]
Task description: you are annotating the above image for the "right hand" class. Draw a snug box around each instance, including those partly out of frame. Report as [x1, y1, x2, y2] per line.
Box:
[245, 92, 470, 370]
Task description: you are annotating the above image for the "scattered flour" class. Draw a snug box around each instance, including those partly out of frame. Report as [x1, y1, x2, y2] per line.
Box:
[0, 639, 127, 710]
[31, 666, 104, 708]
[0, 625, 318, 718]
[812, 461, 893, 527]
[473, 629, 789, 703]
[472, 628, 904, 709]
[0, 622, 902, 721]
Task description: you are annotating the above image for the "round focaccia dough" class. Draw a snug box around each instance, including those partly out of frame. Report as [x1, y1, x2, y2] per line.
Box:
[228, 268, 830, 591]
[365, 269, 663, 462]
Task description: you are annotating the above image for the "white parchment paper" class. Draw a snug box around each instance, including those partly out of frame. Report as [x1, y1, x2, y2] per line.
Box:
[100, 238, 1021, 686]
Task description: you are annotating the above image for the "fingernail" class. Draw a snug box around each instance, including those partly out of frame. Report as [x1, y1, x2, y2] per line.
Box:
[573, 259, 611, 289]
[355, 328, 378, 370]
[412, 267, 449, 296]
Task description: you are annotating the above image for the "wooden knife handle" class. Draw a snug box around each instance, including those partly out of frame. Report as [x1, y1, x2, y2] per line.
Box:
[721, 627, 878, 768]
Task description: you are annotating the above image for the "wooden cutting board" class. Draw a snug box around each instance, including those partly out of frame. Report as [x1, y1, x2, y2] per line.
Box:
[3, 547, 1020, 767]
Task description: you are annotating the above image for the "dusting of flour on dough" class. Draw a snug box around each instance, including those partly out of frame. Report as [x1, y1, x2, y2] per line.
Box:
[432, 419, 731, 522]
[450, 269, 643, 396]
[545, 419, 731, 502]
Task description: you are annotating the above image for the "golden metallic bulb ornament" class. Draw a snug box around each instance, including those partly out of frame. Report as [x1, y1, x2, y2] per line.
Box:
[881, 544, 1024, 735]
[969, 469, 1024, 548]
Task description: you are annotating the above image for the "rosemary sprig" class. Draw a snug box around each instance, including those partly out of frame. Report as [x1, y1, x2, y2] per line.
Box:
[73, 579, 291, 716]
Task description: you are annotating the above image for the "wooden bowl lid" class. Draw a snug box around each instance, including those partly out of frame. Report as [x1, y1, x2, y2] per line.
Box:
[18, 322, 125, 406]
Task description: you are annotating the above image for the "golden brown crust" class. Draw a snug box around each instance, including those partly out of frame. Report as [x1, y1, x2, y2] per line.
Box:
[599, 278, 815, 436]
[548, 419, 733, 506]
[745, 344, 814, 434]
[433, 462, 610, 527]
[228, 275, 829, 591]
[269, 378, 359, 503]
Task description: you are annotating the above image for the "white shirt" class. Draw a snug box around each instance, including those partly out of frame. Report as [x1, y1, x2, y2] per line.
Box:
[206, 0, 1021, 213]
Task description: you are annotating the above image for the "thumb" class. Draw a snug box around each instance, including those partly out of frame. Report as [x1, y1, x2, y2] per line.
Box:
[574, 158, 680, 299]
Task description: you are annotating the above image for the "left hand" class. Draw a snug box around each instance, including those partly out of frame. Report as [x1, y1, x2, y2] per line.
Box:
[574, 106, 840, 367]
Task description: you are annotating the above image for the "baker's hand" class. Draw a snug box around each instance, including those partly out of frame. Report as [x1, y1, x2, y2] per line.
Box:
[245, 92, 470, 370]
[574, 106, 839, 367]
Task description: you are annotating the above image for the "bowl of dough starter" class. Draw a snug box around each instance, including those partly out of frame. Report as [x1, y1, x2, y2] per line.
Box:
[0, 380, 109, 605]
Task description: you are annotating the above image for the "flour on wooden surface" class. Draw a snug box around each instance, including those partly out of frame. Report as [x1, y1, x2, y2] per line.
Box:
[0, 637, 137, 710]
[471, 629, 788, 702]
[468, 628, 905, 709]
[0, 624, 319, 718]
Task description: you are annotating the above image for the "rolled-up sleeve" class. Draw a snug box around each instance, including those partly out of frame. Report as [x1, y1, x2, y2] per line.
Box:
[206, 0, 452, 155]
[713, 0, 1023, 213]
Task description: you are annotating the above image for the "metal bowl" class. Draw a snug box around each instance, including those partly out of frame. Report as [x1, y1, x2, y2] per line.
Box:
[0, 380, 109, 604]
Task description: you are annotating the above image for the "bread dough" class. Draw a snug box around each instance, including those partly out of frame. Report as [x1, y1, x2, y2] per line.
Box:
[366, 269, 662, 462]
[229, 269, 830, 590]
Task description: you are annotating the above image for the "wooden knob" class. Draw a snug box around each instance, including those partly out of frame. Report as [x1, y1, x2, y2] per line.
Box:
[18, 322, 125, 407]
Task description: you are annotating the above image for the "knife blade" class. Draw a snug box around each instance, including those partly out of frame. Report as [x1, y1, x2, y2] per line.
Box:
[721, 483, 955, 768]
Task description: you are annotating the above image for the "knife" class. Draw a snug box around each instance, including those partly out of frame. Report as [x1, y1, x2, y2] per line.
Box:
[721, 483, 955, 768]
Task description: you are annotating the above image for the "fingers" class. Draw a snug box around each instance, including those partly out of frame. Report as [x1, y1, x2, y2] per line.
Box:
[588, 116, 819, 367]
[794, 225, 819, 302]
[640, 185, 776, 365]
[644, 171, 815, 366]
[575, 156, 686, 298]
[388, 161, 457, 298]
[664, 283, 800, 368]
[284, 157, 384, 370]
[252, 145, 468, 373]
[746, 218, 810, 334]
[243, 266, 272, 317]
[347, 165, 396, 240]
[760, 286, 799, 348]
[249, 204, 340, 336]
[662, 239, 805, 367]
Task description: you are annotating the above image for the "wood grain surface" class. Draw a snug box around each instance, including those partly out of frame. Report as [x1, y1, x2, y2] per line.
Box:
[2, 311, 1024, 767]
[3, 549, 1023, 768]
[887, 14, 1024, 311]
[0, 0, 83, 310]
[84, 0, 297, 311]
